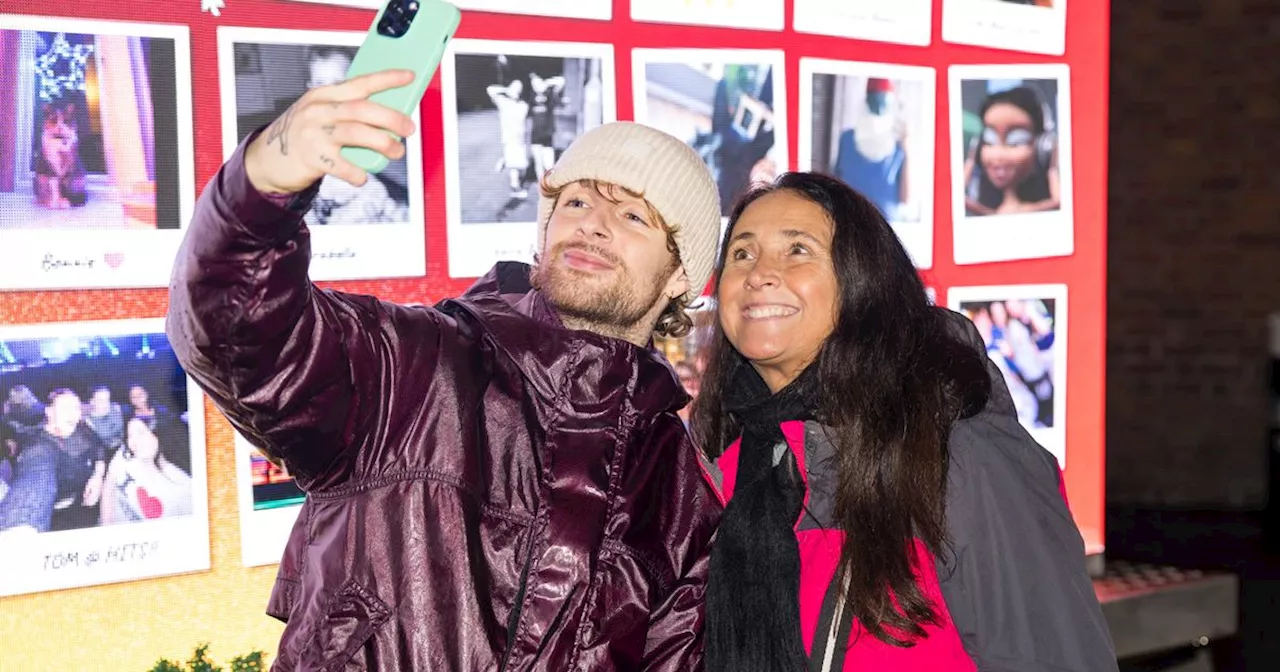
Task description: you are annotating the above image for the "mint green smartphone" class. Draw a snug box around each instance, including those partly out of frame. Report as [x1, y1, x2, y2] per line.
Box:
[340, 0, 461, 174]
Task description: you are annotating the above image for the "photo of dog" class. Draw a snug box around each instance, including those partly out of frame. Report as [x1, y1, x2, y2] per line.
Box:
[32, 99, 88, 210]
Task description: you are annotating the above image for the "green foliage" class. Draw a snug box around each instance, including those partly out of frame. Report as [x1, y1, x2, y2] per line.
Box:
[188, 644, 217, 672]
[147, 643, 267, 672]
[229, 651, 267, 672]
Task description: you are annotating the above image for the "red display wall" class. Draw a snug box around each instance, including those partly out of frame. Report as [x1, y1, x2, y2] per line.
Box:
[0, 0, 1108, 667]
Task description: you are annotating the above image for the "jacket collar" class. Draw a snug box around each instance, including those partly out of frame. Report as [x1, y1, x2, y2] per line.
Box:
[441, 262, 690, 414]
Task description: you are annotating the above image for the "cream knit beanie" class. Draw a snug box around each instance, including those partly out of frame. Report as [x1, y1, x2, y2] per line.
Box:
[536, 121, 722, 301]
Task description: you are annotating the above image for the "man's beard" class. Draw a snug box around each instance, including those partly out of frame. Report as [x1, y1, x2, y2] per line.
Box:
[531, 240, 670, 338]
[852, 108, 898, 163]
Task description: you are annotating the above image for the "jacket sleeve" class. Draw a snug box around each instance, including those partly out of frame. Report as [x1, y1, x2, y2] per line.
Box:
[640, 441, 719, 671]
[936, 311, 1117, 672]
[641, 541, 711, 670]
[166, 133, 449, 490]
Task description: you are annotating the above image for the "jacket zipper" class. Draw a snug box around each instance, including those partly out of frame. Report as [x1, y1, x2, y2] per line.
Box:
[499, 526, 539, 671]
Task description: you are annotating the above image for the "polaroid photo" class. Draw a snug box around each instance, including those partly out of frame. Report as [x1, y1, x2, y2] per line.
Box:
[216, 27, 428, 282]
[0, 318, 210, 597]
[949, 64, 1073, 265]
[793, 0, 932, 47]
[441, 39, 617, 279]
[632, 48, 789, 228]
[948, 283, 1068, 467]
[942, 0, 1067, 56]
[799, 59, 936, 269]
[0, 16, 194, 292]
[631, 0, 784, 31]
[235, 432, 304, 568]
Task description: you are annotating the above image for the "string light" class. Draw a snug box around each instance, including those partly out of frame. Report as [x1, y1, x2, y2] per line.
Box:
[33, 32, 94, 103]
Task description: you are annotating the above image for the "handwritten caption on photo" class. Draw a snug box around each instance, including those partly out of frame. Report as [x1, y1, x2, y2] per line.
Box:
[44, 540, 161, 571]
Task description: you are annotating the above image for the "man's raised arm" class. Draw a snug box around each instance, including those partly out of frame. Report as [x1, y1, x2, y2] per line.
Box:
[166, 70, 435, 489]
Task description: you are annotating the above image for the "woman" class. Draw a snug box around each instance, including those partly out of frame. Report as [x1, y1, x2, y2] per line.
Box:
[692, 173, 1115, 671]
[100, 418, 192, 525]
[962, 85, 1060, 216]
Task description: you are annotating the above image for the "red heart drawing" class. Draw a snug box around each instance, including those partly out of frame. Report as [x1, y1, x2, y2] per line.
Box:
[104, 253, 125, 269]
[136, 486, 164, 519]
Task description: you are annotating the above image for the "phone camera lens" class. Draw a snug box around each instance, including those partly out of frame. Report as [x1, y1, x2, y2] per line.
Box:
[377, 0, 419, 37]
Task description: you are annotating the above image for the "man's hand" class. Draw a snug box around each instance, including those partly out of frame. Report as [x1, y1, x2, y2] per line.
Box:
[82, 470, 104, 507]
[245, 69, 419, 194]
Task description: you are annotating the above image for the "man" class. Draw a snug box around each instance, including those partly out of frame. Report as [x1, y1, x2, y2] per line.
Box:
[832, 77, 910, 222]
[43, 390, 107, 517]
[0, 389, 106, 533]
[84, 385, 124, 451]
[167, 69, 723, 670]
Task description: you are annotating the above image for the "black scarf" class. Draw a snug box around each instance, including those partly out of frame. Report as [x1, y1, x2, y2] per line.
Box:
[706, 360, 821, 672]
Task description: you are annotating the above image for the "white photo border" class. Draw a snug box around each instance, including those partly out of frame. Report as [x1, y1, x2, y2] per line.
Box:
[793, 0, 933, 47]
[441, 38, 618, 279]
[234, 432, 302, 568]
[942, 0, 1068, 56]
[947, 283, 1068, 467]
[949, 63, 1074, 266]
[798, 58, 937, 269]
[216, 26, 428, 282]
[631, 0, 785, 31]
[0, 15, 195, 292]
[0, 317, 210, 597]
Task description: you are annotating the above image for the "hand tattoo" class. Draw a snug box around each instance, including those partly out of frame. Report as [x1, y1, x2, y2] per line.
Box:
[322, 124, 335, 135]
[265, 104, 299, 156]
[319, 155, 336, 168]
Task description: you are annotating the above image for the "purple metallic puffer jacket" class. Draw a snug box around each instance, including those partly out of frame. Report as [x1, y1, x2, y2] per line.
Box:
[166, 139, 721, 671]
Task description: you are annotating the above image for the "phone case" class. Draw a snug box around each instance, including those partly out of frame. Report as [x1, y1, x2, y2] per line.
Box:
[341, 0, 461, 174]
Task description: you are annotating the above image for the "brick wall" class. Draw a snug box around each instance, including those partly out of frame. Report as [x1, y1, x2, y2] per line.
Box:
[1106, 0, 1280, 508]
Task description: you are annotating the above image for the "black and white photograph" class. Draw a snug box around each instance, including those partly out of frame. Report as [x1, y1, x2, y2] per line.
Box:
[949, 64, 1073, 265]
[942, 0, 1067, 56]
[441, 39, 615, 279]
[631, 0, 784, 31]
[793, 0, 933, 47]
[0, 15, 194, 292]
[235, 432, 303, 567]
[799, 59, 936, 268]
[950, 283, 1067, 466]
[0, 318, 209, 597]
[632, 48, 788, 224]
[217, 27, 427, 281]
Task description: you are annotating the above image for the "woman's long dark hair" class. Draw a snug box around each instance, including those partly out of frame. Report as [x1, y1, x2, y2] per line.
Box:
[692, 172, 992, 646]
[971, 86, 1053, 211]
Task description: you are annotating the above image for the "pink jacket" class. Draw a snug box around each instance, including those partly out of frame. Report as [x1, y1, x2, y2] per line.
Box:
[695, 311, 1118, 672]
[707, 420, 976, 671]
